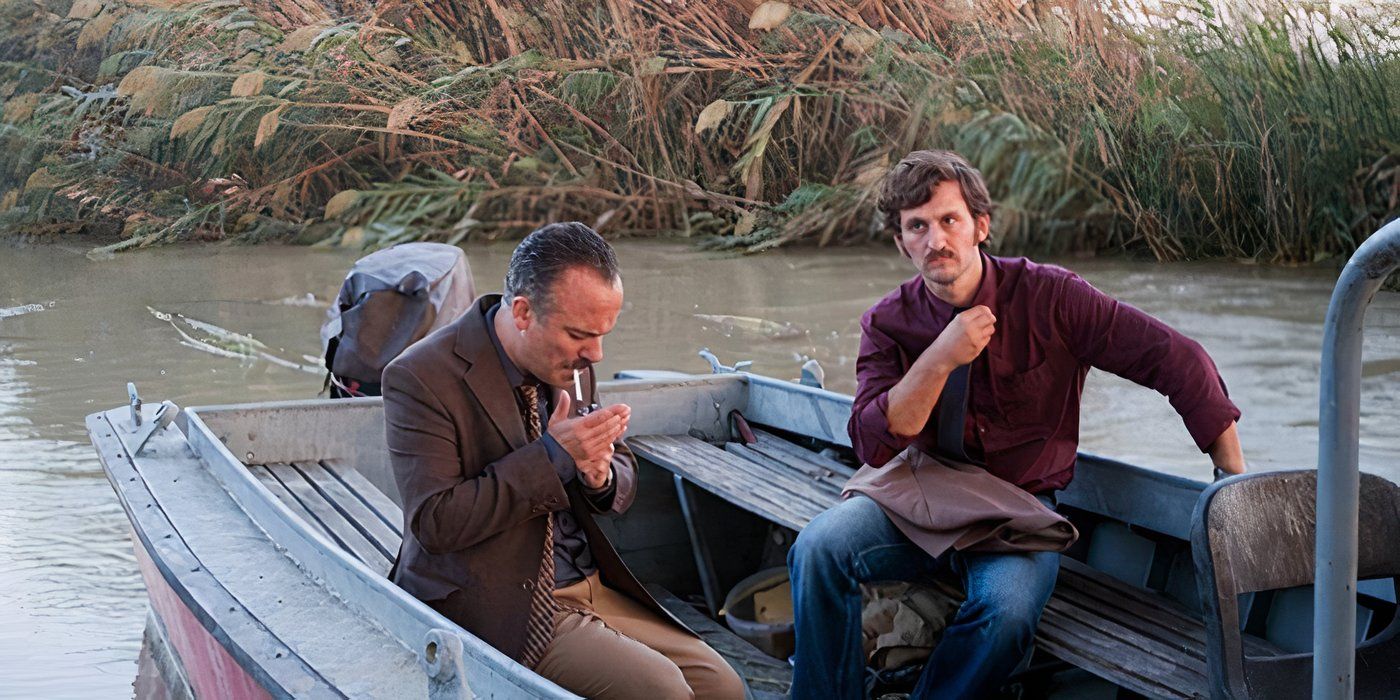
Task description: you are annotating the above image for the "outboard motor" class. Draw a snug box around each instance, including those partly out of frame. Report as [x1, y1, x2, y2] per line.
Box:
[320, 243, 475, 397]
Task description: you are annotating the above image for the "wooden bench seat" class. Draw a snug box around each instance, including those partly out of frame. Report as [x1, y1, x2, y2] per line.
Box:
[629, 433, 841, 528]
[247, 457, 788, 695]
[627, 432, 1281, 700]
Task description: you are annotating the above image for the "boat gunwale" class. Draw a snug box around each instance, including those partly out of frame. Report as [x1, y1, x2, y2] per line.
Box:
[87, 409, 337, 699]
[179, 405, 579, 699]
[183, 372, 1214, 540]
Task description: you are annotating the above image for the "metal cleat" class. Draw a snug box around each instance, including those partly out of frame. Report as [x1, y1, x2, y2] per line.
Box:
[121, 384, 180, 456]
[698, 348, 752, 374]
[128, 382, 142, 427]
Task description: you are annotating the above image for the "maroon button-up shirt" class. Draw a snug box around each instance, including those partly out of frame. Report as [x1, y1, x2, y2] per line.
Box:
[850, 252, 1241, 494]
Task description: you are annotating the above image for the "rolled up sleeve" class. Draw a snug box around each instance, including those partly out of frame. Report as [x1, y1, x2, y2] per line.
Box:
[849, 312, 917, 467]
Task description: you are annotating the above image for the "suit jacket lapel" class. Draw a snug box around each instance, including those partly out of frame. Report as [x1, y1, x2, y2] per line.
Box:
[456, 294, 528, 450]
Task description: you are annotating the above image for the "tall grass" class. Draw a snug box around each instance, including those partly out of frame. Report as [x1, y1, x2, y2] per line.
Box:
[1166, 1, 1400, 261]
[0, 0, 1394, 262]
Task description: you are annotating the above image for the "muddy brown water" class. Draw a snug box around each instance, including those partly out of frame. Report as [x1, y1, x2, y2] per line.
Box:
[2, 240, 1398, 697]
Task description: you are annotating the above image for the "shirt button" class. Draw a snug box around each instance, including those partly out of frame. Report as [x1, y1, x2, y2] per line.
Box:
[522, 580, 533, 590]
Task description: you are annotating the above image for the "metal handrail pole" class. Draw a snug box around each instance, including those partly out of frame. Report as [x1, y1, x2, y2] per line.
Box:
[1315, 218, 1400, 699]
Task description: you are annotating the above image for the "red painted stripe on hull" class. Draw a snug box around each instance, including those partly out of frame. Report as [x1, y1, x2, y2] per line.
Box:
[133, 532, 272, 700]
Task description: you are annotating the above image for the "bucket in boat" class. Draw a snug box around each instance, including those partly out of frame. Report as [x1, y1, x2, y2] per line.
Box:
[722, 566, 794, 660]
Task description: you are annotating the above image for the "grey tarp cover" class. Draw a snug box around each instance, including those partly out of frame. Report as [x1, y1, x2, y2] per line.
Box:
[320, 242, 475, 389]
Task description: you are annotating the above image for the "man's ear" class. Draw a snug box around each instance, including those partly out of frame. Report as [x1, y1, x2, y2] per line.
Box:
[974, 214, 991, 246]
[509, 295, 534, 332]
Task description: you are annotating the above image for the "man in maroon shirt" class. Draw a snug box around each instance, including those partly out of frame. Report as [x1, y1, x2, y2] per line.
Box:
[787, 150, 1247, 698]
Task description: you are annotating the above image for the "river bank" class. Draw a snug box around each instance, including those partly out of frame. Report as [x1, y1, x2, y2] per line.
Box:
[3, 0, 1395, 260]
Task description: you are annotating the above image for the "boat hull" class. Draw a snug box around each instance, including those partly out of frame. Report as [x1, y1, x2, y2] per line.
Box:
[130, 525, 271, 700]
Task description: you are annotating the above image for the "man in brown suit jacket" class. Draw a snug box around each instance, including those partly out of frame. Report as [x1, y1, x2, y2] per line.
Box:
[382, 223, 744, 699]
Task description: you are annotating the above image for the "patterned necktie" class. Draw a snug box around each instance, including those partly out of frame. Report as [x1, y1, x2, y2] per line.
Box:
[516, 383, 557, 669]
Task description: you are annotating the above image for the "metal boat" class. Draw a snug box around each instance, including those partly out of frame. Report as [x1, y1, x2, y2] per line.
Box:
[85, 221, 1400, 699]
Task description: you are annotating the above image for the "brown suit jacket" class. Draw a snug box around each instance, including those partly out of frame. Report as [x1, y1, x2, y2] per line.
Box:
[382, 294, 689, 662]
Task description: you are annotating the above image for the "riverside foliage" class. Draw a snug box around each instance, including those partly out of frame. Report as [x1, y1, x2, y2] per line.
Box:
[1, 0, 1395, 261]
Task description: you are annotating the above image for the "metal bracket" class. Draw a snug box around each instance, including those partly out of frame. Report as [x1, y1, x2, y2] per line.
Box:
[698, 348, 752, 374]
[421, 629, 471, 699]
[121, 384, 179, 456]
[128, 382, 143, 427]
[674, 474, 723, 616]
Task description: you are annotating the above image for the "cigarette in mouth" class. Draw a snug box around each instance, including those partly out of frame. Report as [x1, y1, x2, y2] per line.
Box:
[573, 368, 584, 404]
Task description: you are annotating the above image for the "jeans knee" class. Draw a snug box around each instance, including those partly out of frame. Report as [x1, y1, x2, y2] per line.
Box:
[962, 592, 1045, 646]
[788, 517, 846, 577]
[959, 553, 1057, 625]
[788, 533, 823, 583]
[789, 497, 886, 572]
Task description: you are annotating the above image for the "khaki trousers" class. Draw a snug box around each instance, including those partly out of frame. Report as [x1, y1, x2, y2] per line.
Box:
[535, 574, 747, 700]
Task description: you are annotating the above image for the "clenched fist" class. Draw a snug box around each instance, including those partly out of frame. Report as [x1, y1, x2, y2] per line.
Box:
[931, 305, 996, 369]
[547, 391, 628, 489]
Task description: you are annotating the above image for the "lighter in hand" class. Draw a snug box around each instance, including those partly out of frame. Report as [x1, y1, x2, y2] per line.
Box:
[572, 368, 601, 416]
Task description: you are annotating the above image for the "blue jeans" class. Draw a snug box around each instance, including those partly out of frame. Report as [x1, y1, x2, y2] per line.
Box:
[787, 495, 1060, 699]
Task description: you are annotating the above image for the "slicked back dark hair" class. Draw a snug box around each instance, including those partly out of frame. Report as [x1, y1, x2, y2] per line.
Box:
[878, 150, 993, 236]
[503, 222, 620, 317]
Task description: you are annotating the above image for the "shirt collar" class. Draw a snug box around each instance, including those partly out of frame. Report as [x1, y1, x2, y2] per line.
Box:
[968, 250, 1000, 313]
[484, 302, 536, 389]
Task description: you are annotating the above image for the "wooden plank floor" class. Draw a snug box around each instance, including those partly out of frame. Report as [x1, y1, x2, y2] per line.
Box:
[647, 585, 792, 700]
[321, 459, 404, 537]
[249, 460, 403, 578]
[1040, 559, 1209, 698]
[257, 462, 392, 575]
[293, 460, 401, 557]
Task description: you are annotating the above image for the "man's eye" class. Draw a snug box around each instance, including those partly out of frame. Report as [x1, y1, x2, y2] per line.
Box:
[943, 216, 957, 225]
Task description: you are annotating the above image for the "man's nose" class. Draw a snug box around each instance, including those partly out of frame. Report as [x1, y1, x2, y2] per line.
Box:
[925, 228, 948, 254]
[580, 338, 604, 364]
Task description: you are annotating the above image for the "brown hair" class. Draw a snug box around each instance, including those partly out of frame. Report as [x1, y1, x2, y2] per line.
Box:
[877, 150, 993, 235]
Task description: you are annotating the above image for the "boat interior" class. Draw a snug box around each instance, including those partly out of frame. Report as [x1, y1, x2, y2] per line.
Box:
[92, 369, 1400, 699]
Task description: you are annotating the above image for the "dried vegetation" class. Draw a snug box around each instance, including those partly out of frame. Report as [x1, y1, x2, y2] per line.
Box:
[0, 0, 1395, 261]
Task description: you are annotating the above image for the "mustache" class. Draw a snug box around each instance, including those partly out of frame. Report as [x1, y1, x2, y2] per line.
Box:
[922, 248, 956, 263]
[569, 359, 592, 370]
